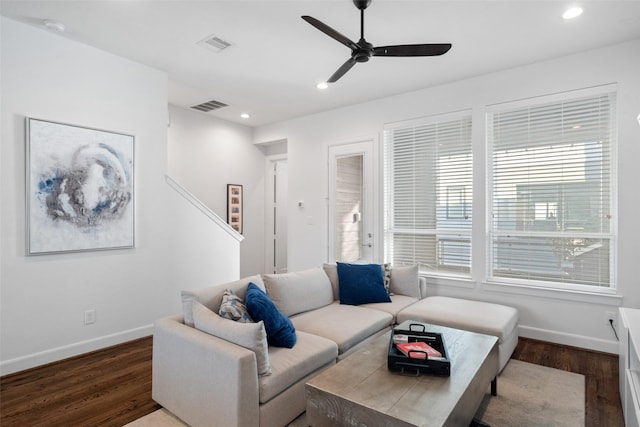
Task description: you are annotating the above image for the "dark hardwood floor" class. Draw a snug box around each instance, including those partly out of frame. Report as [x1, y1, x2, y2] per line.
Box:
[0, 336, 623, 426]
[511, 337, 624, 427]
[0, 337, 160, 427]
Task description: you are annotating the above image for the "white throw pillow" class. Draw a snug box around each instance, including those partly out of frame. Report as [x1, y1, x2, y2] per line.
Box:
[192, 301, 271, 376]
[390, 265, 420, 299]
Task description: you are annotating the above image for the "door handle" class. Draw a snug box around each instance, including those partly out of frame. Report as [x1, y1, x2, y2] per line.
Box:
[362, 243, 372, 248]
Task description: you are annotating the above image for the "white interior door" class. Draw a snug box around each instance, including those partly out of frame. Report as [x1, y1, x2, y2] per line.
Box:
[265, 157, 288, 273]
[328, 140, 376, 263]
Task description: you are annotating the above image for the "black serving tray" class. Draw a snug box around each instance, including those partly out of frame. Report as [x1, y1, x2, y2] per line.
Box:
[388, 320, 451, 377]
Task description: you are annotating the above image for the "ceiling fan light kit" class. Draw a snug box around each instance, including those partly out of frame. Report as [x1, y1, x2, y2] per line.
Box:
[302, 0, 451, 83]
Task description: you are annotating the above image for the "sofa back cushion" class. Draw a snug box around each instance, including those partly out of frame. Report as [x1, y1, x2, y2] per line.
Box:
[389, 265, 420, 299]
[181, 275, 265, 327]
[192, 300, 271, 376]
[262, 268, 333, 317]
[322, 263, 341, 301]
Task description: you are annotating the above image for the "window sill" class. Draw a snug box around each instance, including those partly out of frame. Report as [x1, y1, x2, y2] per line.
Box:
[421, 274, 476, 289]
[481, 280, 623, 306]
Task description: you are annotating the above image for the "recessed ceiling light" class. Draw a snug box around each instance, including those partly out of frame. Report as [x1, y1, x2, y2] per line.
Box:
[562, 7, 583, 20]
[316, 82, 329, 90]
[43, 19, 65, 33]
[240, 113, 250, 119]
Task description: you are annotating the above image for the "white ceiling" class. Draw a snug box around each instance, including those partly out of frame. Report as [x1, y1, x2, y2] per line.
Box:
[2, 1, 640, 127]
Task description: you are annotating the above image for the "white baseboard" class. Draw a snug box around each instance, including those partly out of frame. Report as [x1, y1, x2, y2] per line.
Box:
[519, 325, 619, 355]
[1, 323, 619, 376]
[0, 324, 153, 376]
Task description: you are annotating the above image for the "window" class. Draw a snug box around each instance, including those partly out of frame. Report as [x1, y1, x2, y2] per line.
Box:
[487, 90, 616, 290]
[383, 112, 472, 275]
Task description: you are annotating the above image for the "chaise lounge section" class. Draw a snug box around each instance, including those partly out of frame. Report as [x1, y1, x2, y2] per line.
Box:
[397, 296, 519, 372]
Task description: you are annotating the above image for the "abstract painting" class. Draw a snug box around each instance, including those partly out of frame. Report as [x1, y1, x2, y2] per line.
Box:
[27, 118, 135, 254]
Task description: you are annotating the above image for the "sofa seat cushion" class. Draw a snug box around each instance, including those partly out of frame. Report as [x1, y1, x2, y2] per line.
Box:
[291, 302, 393, 354]
[360, 294, 419, 323]
[396, 296, 519, 343]
[258, 331, 338, 404]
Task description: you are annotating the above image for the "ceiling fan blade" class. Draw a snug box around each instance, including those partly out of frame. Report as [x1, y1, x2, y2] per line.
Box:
[302, 16, 359, 51]
[328, 57, 358, 83]
[373, 43, 452, 57]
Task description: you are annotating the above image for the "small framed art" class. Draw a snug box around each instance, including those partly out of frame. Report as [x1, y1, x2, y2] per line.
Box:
[227, 184, 243, 234]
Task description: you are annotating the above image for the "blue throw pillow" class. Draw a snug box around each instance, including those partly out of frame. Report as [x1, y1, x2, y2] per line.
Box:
[245, 282, 297, 348]
[337, 262, 392, 305]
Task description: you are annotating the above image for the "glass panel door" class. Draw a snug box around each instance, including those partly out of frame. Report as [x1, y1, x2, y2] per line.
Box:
[328, 140, 375, 263]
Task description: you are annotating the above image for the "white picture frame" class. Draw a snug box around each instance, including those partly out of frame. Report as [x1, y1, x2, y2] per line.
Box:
[26, 117, 135, 255]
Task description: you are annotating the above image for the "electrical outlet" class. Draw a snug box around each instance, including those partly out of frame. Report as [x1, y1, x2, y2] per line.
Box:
[605, 310, 616, 327]
[84, 309, 96, 325]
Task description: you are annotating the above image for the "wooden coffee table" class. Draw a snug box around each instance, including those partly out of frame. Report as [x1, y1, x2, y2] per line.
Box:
[305, 323, 499, 427]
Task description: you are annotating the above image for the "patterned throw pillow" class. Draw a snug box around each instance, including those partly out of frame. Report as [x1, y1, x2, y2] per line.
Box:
[219, 289, 253, 323]
[382, 263, 392, 295]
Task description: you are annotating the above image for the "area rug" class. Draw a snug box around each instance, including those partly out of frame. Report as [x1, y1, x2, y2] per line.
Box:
[126, 359, 585, 427]
[473, 359, 585, 426]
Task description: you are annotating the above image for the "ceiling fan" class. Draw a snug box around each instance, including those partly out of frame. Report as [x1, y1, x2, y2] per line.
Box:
[302, 0, 452, 83]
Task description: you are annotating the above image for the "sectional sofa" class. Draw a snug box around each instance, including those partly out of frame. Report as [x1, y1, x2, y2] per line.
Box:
[152, 264, 518, 427]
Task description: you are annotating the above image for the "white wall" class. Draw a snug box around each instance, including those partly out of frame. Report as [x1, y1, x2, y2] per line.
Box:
[0, 18, 240, 374]
[167, 105, 265, 277]
[255, 39, 640, 353]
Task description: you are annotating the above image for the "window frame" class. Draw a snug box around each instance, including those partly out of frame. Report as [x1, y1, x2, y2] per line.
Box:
[383, 110, 473, 278]
[485, 85, 618, 293]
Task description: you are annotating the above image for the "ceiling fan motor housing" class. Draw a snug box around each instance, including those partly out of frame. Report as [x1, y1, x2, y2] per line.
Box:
[354, 39, 373, 62]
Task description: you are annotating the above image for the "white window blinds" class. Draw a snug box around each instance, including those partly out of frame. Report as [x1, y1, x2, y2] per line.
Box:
[487, 90, 616, 289]
[384, 112, 472, 275]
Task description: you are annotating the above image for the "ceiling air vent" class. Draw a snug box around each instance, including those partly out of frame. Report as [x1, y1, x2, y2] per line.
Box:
[190, 99, 229, 113]
[198, 34, 232, 53]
